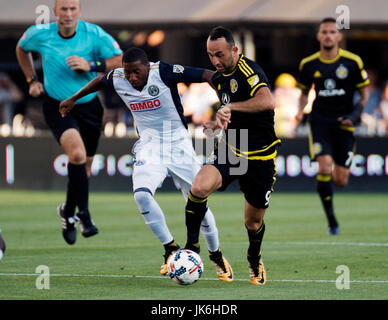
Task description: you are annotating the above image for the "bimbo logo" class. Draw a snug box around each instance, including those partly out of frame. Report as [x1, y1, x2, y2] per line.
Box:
[129, 99, 161, 112]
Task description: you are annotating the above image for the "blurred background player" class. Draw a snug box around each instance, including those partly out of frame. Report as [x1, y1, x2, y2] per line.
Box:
[59, 47, 233, 282]
[0, 227, 5, 261]
[184, 27, 279, 285]
[15, 0, 123, 244]
[296, 17, 370, 235]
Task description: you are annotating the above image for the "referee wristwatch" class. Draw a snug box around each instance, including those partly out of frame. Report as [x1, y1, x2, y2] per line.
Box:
[26, 75, 38, 85]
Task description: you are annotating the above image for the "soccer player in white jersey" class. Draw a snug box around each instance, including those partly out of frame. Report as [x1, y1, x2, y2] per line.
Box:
[59, 48, 234, 282]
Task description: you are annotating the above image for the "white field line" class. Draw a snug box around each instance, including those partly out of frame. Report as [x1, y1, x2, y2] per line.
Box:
[268, 241, 388, 247]
[0, 273, 387, 284]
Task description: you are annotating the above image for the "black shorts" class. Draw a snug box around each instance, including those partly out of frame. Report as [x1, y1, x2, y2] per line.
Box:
[308, 121, 355, 168]
[208, 146, 277, 209]
[42, 95, 103, 157]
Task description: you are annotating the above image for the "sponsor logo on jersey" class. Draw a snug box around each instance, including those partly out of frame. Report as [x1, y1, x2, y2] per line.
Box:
[230, 79, 238, 93]
[319, 78, 346, 97]
[336, 64, 348, 79]
[247, 74, 259, 88]
[313, 71, 321, 78]
[173, 64, 185, 73]
[148, 85, 159, 96]
[221, 93, 230, 105]
[129, 99, 161, 112]
[313, 143, 322, 155]
[324, 78, 336, 90]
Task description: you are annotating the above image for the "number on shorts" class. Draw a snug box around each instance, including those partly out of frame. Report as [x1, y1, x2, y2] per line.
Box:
[264, 190, 272, 206]
[345, 151, 354, 167]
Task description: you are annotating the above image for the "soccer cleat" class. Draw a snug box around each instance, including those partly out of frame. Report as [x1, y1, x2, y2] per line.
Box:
[209, 249, 234, 282]
[57, 203, 79, 245]
[248, 253, 267, 285]
[76, 209, 98, 238]
[327, 225, 340, 235]
[160, 244, 180, 275]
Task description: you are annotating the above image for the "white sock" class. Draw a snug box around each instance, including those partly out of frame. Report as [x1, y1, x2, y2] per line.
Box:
[200, 208, 219, 252]
[134, 191, 173, 245]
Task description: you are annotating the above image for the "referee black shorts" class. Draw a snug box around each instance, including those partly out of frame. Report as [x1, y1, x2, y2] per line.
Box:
[207, 146, 277, 209]
[42, 95, 103, 157]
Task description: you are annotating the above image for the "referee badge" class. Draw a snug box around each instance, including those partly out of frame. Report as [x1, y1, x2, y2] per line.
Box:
[148, 85, 159, 96]
[230, 79, 238, 93]
[336, 64, 348, 79]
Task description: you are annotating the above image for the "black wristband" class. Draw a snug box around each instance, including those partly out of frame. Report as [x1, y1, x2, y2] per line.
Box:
[345, 102, 363, 124]
[89, 60, 106, 72]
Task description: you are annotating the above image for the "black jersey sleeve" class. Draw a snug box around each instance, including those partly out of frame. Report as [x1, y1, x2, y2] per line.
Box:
[248, 65, 270, 97]
[354, 60, 370, 89]
[297, 61, 313, 90]
[101, 70, 115, 90]
[159, 61, 205, 86]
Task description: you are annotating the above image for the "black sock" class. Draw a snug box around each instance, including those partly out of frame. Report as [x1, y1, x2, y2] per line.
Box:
[163, 240, 179, 251]
[64, 181, 77, 217]
[185, 191, 208, 249]
[317, 174, 338, 228]
[67, 162, 89, 213]
[247, 223, 265, 258]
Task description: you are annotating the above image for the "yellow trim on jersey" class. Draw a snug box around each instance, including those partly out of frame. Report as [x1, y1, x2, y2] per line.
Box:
[308, 123, 315, 160]
[356, 79, 370, 88]
[232, 149, 278, 160]
[338, 125, 355, 132]
[318, 50, 342, 64]
[228, 139, 281, 156]
[299, 52, 320, 71]
[237, 63, 250, 77]
[339, 49, 364, 69]
[250, 82, 267, 96]
[222, 55, 245, 77]
[317, 174, 332, 182]
[239, 58, 254, 75]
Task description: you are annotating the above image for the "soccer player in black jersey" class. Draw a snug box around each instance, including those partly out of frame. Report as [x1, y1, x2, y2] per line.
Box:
[184, 27, 280, 285]
[296, 18, 370, 235]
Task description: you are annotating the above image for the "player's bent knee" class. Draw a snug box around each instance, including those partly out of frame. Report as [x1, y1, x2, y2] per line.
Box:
[333, 177, 348, 188]
[134, 188, 153, 208]
[190, 184, 212, 199]
[68, 148, 87, 164]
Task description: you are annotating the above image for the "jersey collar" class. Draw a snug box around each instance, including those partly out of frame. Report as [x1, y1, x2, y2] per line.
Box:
[319, 48, 343, 64]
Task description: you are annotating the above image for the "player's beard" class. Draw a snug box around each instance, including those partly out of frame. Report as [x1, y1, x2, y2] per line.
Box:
[322, 44, 335, 51]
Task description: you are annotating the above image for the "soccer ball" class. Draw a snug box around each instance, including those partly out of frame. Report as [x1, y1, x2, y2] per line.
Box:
[167, 249, 204, 285]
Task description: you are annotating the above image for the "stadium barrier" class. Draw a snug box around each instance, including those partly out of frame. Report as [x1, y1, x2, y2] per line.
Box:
[0, 137, 387, 192]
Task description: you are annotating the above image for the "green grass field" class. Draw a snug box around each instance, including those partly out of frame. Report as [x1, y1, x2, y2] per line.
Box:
[0, 190, 387, 300]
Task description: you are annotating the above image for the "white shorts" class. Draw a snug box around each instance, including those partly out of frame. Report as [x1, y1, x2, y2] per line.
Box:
[132, 136, 203, 196]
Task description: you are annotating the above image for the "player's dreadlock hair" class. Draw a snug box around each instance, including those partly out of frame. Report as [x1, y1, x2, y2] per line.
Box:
[208, 26, 235, 47]
[123, 47, 149, 65]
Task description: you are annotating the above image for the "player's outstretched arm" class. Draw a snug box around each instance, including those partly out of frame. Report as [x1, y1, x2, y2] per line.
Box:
[59, 75, 104, 117]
